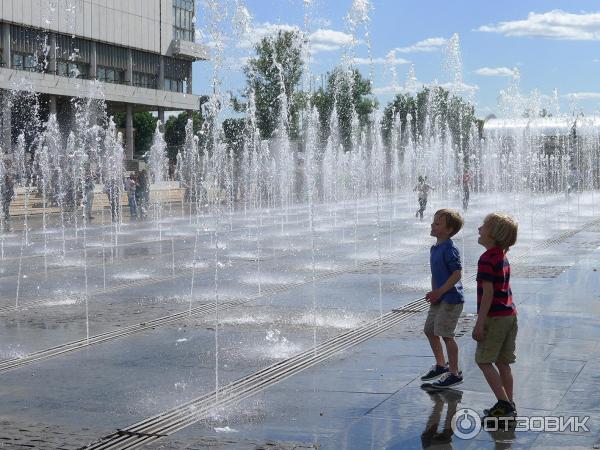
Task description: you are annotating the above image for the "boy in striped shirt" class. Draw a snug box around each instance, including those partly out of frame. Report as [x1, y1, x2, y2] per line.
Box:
[473, 213, 519, 419]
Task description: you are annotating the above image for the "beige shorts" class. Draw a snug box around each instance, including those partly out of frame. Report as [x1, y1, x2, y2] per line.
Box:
[424, 301, 463, 338]
[475, 315, 518, 364]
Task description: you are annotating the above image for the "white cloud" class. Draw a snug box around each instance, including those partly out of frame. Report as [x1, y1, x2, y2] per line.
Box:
[353, 56, 410, 66]
[438, 81, 480, 94]
[236, 23, 354, 54]
[310, 43, 342, 53]
[594, 58, 600, 63]
[477, 10, 600, 40]
[373, 84, 404, 95]
[392, 37, 447, 53]
[564, 92, 600, 100]
[310, 29, 353, 47]
[237, 22, 300, 49]
[474, 67, 518, 77]
[372, 80, 478, 97]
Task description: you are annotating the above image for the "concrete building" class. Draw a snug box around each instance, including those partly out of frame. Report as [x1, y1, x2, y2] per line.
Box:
[0, 0, 209, 158]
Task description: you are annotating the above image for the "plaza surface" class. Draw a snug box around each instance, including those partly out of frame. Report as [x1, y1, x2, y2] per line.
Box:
[0, 193, 599, 449]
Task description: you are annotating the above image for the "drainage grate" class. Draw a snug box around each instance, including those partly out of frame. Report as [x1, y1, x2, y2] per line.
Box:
[81, 300, 430, 449]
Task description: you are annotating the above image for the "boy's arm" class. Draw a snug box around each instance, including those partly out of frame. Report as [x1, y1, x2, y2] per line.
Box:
[473, 281, 493, 341]
[426, 269, 461, 302]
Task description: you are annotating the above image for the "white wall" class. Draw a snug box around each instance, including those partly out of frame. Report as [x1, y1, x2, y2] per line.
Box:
[0, 0, 174, 54]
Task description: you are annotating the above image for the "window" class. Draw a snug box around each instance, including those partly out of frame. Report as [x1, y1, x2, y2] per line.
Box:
[24, 54, 37, 71]
[12, 53, 24, 70]
[133, 72, 157, 89]
[132, 50, 159, 89]
[97, 65, 124, 84]
[55, 34, 91, 78]
[173, 0, 195, 42]
[57, 61, 87, 78]
[165, 78, 183, 93]
[96, 43, 127, 84]
[11, 52, 40, 72]
[163, 57, 190, 93]
[10, 25, 47, 72]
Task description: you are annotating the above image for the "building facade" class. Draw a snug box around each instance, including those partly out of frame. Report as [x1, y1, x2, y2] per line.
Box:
[0, 0, 208, 158]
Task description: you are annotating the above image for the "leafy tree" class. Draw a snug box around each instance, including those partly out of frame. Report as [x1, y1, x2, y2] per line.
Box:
[113, 112, 157, 157]
[164, 111, 203, 160]
[381, 86, 478, 158]
[222, 118, 246, 159]
[312, 67, 377, 151]
[381, 93, 417, 147]
[237, 30, 305, 140]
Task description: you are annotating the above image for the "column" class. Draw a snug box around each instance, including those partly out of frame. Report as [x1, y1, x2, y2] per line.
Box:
[49, 96, 57, 115]
[186, 62, 193, 94]
[126, 104, 134, 159]
[90, 42, 97, 78]
[158, 107, 165, 128]
[2, 23, 11, 69]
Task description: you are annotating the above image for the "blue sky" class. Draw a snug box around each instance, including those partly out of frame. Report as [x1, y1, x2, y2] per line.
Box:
[192, 1, 600, 118]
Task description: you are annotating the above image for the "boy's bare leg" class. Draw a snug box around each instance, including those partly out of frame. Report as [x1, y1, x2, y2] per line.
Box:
[442, 336, 459, 374]
[425, 332, 446, 367]
[478, 363, 510, 402]
[496, 363, 514, 402]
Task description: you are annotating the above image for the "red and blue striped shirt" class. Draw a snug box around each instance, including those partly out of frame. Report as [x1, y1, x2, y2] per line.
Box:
[476, 247, 517, 317]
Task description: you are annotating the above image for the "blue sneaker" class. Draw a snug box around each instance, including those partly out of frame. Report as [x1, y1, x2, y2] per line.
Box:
[430, 371, 463, 389]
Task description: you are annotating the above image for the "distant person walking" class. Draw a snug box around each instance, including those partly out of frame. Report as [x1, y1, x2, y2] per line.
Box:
[414, 176, 433, 221]
[462, 170, 471, 211]
[1, 172, 14, 232]
[83, 174, 95, 221]
[124, 174, 138, 220]
[136, 170, 150, 219]
[104, 178, 121, 223]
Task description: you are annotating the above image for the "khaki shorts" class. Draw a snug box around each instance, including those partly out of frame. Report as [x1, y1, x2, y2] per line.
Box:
[424, 301, 463, 338]
[475, 315, 518, 364]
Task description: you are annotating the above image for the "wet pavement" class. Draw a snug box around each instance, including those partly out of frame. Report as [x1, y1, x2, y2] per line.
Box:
[0, 193, 599, 449]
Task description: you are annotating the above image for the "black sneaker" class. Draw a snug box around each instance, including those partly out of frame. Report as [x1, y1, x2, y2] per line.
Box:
[483, 400, 516, 416]
[483, 400, 517, 420]
[420, 364, 449, 381]
[430, 371, 463, 389]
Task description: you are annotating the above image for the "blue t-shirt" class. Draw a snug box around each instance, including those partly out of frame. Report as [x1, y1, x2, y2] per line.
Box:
[430, 239, 464, 304]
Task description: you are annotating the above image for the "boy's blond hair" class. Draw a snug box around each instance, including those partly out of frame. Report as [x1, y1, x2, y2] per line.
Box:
[485, 213, 518, 250]
[434, 208, 464, 237]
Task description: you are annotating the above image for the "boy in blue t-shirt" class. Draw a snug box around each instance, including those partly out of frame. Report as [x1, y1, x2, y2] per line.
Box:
[421, 208, 465, 389]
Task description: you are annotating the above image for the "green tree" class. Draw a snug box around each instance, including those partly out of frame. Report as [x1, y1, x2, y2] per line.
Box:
[238, 30, 305, 140]
[164, 111, 203, 160]
[311, 67, 377, 151]
[113, 112, 158, 157]
[222, 118, 246, 159]
[381, 93, 417, 147]
[382, 86, 478, 156]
